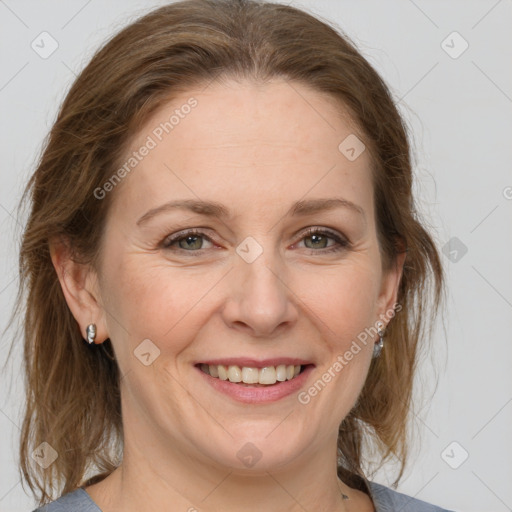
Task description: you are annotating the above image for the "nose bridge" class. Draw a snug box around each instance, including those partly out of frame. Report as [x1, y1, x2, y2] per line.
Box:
[239, 245, 282, 296]
[237, 237, 286, 305]
[223, 236, 297, 336]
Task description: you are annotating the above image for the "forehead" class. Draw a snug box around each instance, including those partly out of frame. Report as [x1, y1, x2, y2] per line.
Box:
[109, 78, 374, 222]
[144, 78, 361, 150]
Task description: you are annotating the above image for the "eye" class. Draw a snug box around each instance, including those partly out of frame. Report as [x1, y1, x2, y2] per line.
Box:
[160, 227, 350, 256]
[161, 229, 214, 252]
[296, 227, 349, 254]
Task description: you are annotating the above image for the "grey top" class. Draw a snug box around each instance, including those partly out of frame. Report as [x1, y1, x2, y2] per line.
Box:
[33, 482, 454, 511]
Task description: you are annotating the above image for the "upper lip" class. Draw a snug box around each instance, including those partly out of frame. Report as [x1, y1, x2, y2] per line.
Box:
[196, 358, 314, 368]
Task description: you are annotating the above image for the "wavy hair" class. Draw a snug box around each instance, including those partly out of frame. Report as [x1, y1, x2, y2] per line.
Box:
[9, 0, 444, 504]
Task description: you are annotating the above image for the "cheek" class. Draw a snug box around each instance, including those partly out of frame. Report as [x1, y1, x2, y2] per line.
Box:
[291, 264, 379, 432]
[101, 255, 224, 357]
[99, 257, 215, 423]
[299, 260, 381, 344]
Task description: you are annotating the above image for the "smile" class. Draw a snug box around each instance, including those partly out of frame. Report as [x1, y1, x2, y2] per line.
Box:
[199, 363, 304, 386]
[195, 359, 315, 403]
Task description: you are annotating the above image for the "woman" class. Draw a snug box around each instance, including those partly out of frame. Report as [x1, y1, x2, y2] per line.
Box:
[14, 0, 450, 510]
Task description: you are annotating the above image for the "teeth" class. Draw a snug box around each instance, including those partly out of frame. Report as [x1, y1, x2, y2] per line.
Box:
[241, 367, 259, 384]
[203, 364, 303, 385]
[276, 364, 287, 382]
[217, 365, 228, 381]
[259, 366, 277, 384]
[227, 365, 242, 383]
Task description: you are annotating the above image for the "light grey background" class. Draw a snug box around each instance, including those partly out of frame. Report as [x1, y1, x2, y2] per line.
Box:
[1, 1, 511, 511]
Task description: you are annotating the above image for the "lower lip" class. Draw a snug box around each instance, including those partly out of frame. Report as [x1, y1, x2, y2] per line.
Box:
[196, 365, 314, 404]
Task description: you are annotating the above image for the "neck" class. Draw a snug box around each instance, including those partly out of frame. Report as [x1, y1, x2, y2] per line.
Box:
[88, 430, 353, 512]
[84, 389, 377, 512]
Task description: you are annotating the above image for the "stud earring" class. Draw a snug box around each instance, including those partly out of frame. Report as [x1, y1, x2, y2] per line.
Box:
[373, 321, 385, 358]
[85, 323, 97, 344]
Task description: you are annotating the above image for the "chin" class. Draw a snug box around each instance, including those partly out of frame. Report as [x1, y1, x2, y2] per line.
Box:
[192, 424, 316, 474]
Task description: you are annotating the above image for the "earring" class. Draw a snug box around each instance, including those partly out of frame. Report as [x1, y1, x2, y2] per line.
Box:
[85, 323, 97, 344]
[373, 321, 385, 358]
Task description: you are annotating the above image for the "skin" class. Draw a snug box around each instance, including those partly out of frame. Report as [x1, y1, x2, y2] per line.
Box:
[51, 77, 405, 512]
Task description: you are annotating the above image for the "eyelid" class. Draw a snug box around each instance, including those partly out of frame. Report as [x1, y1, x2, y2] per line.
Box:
[161, 228, 216, 250]
[299, 226, 348, 242]
[293, 226, 350, 252]
[161, 226, 350, 254]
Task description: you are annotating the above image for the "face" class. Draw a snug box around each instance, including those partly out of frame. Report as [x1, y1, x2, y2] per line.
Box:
[87, 78, 401, 474]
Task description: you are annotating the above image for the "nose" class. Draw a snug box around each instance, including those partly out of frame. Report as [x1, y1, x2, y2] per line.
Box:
[220, 248, 299, 339]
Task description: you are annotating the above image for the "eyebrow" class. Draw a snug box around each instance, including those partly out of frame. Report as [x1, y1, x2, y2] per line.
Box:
[136, 197, 366, 226]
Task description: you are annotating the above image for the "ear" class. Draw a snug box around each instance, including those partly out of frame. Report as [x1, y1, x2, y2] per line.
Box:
[376, 246, 407, 325]
[49, 237, 109, 344]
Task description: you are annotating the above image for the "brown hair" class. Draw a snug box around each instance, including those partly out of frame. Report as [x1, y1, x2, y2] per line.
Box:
[10, 0, 445, 505]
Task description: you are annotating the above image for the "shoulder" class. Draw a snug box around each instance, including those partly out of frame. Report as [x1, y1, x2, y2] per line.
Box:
[32, 488, 101, 512]
[31, 481, 455, 512]
[368, 481, 454, 512]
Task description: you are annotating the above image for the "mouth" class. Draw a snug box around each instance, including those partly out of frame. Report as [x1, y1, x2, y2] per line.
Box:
[194, 359, 315, 403]
[197, 363, 309, 386]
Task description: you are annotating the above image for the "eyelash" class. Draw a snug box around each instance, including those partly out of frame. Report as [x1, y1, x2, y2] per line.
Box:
[161, 227, 350, 256]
